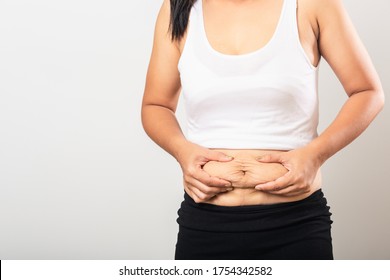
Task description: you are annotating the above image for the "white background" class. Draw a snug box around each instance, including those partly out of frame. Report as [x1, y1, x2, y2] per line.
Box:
[0, 0, 389, 259]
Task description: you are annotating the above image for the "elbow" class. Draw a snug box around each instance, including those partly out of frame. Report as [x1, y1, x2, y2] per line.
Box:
[140, 103, 150, 133]
[350, 87, 385, 117]
[366, 88, 385, 119]
[360, 86, 386, 113]
[140, 98, 150, 133]
[375, 88, 385, 113]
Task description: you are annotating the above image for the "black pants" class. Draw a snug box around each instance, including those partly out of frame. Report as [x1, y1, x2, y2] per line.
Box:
[175, 189, 333, 260]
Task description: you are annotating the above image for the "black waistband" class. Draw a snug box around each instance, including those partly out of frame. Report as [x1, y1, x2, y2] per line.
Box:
[177, 189, 332, 232]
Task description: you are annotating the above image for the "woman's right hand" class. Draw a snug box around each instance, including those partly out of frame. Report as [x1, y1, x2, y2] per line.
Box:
[175, 141, 235, 203]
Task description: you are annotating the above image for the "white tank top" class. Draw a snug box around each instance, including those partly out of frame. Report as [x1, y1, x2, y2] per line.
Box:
[178, 0, 321, 150]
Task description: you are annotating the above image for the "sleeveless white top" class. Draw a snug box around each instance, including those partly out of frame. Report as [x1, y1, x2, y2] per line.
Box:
[178, 0, 321, 150]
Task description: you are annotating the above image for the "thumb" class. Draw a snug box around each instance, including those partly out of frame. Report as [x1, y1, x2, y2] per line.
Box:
[206, 150, 234, 162]
[256, 153, 282, 163]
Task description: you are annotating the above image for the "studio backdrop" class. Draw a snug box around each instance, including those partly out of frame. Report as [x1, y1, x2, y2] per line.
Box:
[0, 0, 389, 259]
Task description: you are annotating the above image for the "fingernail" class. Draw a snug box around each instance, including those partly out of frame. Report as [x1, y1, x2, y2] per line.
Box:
[225, 183, 232, 187]
[225, 156, 234, 160]
[255, 156, 262, 161]
[226, 187, 234, 191]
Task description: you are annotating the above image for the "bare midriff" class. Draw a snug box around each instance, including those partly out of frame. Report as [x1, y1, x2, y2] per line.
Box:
[202, 149, 322, 206]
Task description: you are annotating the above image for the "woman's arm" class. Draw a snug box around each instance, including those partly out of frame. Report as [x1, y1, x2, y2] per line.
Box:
[255, 0, 385, 196]
[141, 0, 185, 159]
[141, 0, 234, 202]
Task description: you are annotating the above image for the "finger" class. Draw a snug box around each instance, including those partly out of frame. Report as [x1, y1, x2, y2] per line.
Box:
[267, 185, 297, 196]
[254, 172, 293, 192]
[184, 184, 195, 198]
[186, 175, 232, 195]
[187, 183, 216, 202]
[268, 186, 311, 197]
[184, 184, 205, 202]
[195, 168, 233, 187]
[205, 150, 234, 162]
[255, 153, 283, 164]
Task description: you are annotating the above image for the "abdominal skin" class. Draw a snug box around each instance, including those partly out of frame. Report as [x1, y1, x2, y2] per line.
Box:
[198, 149, 322, 206]
[195, 149, 321, 206]
[202, 153, 288, 188]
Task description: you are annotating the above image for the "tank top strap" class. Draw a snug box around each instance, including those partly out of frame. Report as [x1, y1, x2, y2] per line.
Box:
[273, 0, 299, 45]
[281, 0, 319, 70]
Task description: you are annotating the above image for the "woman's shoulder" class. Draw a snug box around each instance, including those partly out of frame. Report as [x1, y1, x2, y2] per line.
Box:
[307, 0, 350, 28]
[154, 0, 171, 37]
[298, 0, 351, 42]
[155, 0, 183, 49]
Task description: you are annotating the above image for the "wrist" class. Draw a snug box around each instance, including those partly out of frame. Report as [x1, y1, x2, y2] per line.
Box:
[304, 140, 330, 167]
[172, 138, 191, 163]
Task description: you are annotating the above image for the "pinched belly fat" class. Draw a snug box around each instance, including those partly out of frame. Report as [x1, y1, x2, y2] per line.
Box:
[202, 155, 288, 188]
[198, 149, 321, 206]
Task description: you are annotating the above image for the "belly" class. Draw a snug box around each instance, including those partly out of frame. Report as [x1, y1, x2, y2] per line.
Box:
[201, 149, 322, 206]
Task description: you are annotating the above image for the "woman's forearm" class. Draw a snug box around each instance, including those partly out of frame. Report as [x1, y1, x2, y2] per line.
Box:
[141, 104, 188, 161]
[307, 89, 385, 165]
[254, 89, 384, 194]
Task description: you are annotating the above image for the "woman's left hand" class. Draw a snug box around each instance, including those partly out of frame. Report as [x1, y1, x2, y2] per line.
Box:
[254, 146, 322, 196]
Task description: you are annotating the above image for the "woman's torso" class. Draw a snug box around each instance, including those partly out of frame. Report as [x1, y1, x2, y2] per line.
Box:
[177, 0, 322, 206]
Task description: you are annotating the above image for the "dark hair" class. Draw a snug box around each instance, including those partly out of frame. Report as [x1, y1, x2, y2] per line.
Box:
[168, 0, 197, 41]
